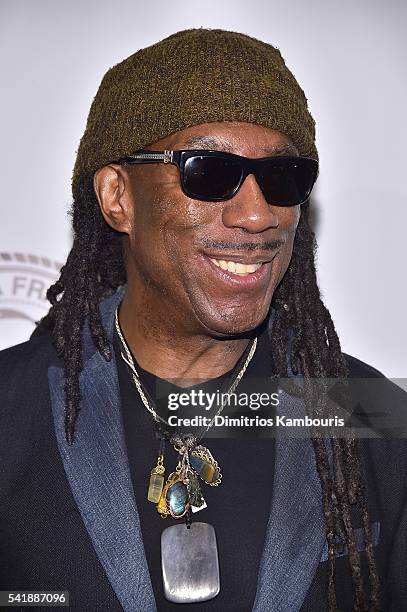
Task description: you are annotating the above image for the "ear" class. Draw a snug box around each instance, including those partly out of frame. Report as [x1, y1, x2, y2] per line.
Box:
[93, 165, 134, 234]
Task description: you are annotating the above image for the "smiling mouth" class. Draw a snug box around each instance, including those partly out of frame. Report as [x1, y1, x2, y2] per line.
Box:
[209, 258, 263, 276]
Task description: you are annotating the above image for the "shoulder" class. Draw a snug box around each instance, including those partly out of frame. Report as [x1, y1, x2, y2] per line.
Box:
[342, 354, 407, 473]
[341, 353, 404, 409]
[341, 352, 406, 420]
[344, 354, 407, 448]
[341, 359, 407, 520]
[342, 353, 385, 378]
[0, 335, 65, 461]
[0, 335, 65, 493]
[0, 333, 59, 366]
[0, 334, 61, 398]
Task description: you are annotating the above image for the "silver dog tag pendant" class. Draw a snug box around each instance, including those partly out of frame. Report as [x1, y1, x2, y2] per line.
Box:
[161, 522, 220, 603]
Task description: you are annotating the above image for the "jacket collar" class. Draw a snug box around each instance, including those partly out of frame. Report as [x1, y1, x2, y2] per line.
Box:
[48, 286, 326, 612]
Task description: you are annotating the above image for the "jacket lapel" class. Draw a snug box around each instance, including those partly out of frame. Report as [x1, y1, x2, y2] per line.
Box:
[252, 389, 326, 612]
[48, 288, 156, 612]
[48, 288, 326, 611]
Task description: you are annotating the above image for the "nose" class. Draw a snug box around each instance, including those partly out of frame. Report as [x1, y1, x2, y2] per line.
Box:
[221, 174, 279, 233]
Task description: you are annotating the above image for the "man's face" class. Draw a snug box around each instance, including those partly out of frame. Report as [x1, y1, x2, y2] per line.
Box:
[122, 121, 300, 337]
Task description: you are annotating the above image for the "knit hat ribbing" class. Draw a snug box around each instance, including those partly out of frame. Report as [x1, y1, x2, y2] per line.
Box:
[72, 29, 317, 196]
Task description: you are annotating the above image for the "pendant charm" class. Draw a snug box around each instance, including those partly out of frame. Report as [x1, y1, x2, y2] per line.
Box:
[189, 446, 222, 486]
[148, 453, 165, 503]
[157, 468, 190, 519]
[157, 472, 177, 517]
[167, 477, 190, 519]
[187, 469, 206, 512]
[161, 522, 220, 603]
[156, 438, 219, 518]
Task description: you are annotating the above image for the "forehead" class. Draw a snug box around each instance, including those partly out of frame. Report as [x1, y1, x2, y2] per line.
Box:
[147, 121, 298, 157]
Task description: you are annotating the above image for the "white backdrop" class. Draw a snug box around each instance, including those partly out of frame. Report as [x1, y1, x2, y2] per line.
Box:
[1, 0, 406, 376]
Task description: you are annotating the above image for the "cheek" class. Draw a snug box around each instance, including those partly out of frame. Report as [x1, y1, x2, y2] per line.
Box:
[130, 189, 209, 273]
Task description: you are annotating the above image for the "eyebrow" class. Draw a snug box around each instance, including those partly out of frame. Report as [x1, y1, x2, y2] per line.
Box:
[183, 135, 299, 156]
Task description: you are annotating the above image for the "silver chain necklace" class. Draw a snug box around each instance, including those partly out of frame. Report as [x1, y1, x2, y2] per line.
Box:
[114, 305, 257, 442]
[114, 305, 258, 604]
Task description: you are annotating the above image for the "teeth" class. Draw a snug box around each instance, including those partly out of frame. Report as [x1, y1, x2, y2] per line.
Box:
[210, 258, 263, 275]
[235, 262, 248, 274]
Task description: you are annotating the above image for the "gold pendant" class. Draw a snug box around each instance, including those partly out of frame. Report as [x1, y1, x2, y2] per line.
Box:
[157, 460, 191, 519]
[156, 471, 179, 517]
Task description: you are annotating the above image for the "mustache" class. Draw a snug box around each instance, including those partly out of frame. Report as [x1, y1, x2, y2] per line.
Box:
[201, 238, 284, 252]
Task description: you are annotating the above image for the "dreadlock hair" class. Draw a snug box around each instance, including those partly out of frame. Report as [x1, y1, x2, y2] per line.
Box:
[33, 174, 380, 611]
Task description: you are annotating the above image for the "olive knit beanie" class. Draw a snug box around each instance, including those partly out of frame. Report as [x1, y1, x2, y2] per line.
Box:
[72, 28, 317, 196]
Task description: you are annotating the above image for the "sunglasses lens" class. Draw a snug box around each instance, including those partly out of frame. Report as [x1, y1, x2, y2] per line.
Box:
[257, 159, 317, 205]
[183, 156, 243, 200]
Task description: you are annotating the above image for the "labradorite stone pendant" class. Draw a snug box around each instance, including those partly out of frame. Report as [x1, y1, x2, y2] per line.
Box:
[157, 471, 191, 518]
[161, 522, 220, 603]
[157, 472, 178, 517]
[167, 479, 189, 518]
[156, 442, 220, 518]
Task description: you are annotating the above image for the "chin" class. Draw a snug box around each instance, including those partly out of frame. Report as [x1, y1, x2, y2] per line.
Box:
[198, 305, 271, 338]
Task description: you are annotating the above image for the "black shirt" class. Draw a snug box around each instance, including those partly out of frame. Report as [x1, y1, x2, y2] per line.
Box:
[114, 326, 276, 611]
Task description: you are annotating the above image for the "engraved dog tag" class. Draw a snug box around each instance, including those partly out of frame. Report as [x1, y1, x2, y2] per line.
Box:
[161, 522, 220, 603]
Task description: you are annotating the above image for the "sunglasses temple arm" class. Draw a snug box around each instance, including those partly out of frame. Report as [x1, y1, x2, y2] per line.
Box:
[118, 150, 176, 164]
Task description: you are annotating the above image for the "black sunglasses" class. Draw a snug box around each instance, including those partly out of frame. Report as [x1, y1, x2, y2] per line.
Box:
[118, 149, 318, 206]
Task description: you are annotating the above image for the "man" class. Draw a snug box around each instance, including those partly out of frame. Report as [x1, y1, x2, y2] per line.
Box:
[1, 28, 406, 612]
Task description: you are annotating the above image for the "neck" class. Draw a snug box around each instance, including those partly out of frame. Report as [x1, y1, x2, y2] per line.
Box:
[118, 290, 252, 385]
